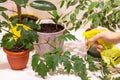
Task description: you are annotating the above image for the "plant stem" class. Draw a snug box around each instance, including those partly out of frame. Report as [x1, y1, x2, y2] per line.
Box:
[16, 4, 22, 23]
[55, 23, 58, 30]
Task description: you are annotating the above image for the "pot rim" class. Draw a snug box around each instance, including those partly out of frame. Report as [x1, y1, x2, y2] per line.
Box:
[3, 48, 30, 56]
[38, 19, 66, 34]
[8, 13, 40, 23]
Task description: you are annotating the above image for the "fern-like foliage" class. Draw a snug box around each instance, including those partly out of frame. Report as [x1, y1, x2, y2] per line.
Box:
[31, 48, 99, 80]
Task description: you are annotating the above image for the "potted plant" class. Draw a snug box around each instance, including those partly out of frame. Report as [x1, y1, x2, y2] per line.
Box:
[60, 0, 120, 56]
[60, 0, 120, 30]
[0, 0, 56, 70]
[33, 10, 66, 56]
[59, 0, 120, 79]
[31, 0, 120, 80]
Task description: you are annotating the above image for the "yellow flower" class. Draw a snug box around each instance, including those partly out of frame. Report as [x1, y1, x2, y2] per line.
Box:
[10, 24, 30, 41]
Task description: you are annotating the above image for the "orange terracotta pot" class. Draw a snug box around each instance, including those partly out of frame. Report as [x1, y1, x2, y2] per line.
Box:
[3, 48, 30, 70]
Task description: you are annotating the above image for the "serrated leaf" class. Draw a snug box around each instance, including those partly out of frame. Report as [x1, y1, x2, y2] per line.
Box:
[52, 54, 59, 71]
[44, 53, 53, 69]
[78, 71, 89, 80]
[63, 60, 72, 73]
[73, 59, 85, 73]
[36, 62, 49, 78]
[31, 54, 40, 71]
[30, 0, 56, 11]
[1, 33, 16, 50]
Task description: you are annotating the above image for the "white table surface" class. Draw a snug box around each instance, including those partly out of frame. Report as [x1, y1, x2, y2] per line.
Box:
[0, 29, 106, 80]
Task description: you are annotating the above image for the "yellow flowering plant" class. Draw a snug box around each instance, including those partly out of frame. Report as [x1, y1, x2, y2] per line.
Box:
[0, 0, 57, 52]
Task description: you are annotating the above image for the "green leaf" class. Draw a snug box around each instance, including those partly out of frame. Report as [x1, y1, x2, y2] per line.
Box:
[73, 59, 85, 72]
[113, 0, 120, 7]
[98, 2, 105, 10]
[70, 13, 76, 23]
[44, 53, 53, 69]
[52, 48, 62, 54]
[14, 0, 28, 7]
[60, 0, 65, 8]
[100, 60, 110, 75]
[51, 10, 60, 23]
[1, 33, 16, 50]
[0, 0, 7, 3]
[88, 2, 98, 12]
[1, 12, 8, 20]
[71, 55, 80, 61]
[0, 21, 10, 28]
[17, 25, 38, 50]
[75, 21, 82, 31]
[22, 18, 40, 30]
[0, 6, 8, 11]
[58, 33, 77, 41]
[86, 55, 99, 71]
[64, 51, 71, 56]
[70, 0, 78, 6]
[67, 1, 71, 8]
[52, 54, 59, 71]
[115, 77, 120, 80]
[61, 52, 70, 62]
[35, 62, 49, 78]
[10, 16, 19, 26]
[31, 54, 40, 71]
[78, 71, 89, 80]
[30, 0, 57, 11]
[63, 60, 72, 73]
[25, 43, 33, 50]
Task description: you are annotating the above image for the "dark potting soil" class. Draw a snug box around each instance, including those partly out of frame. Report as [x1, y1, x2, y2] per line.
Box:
[8, 46, 27, 52]
[36, 23, 64, 33]
[9, 14, 38, 23]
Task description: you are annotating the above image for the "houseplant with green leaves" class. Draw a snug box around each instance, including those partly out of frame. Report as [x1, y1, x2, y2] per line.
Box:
[59, 0, 120, 62]
[60, 0, 120, 79]
[60, 0, 120, 30]
[0, 0, 56, 70]
[31, 0, 120, 80]
[31, 5, 120, 80]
